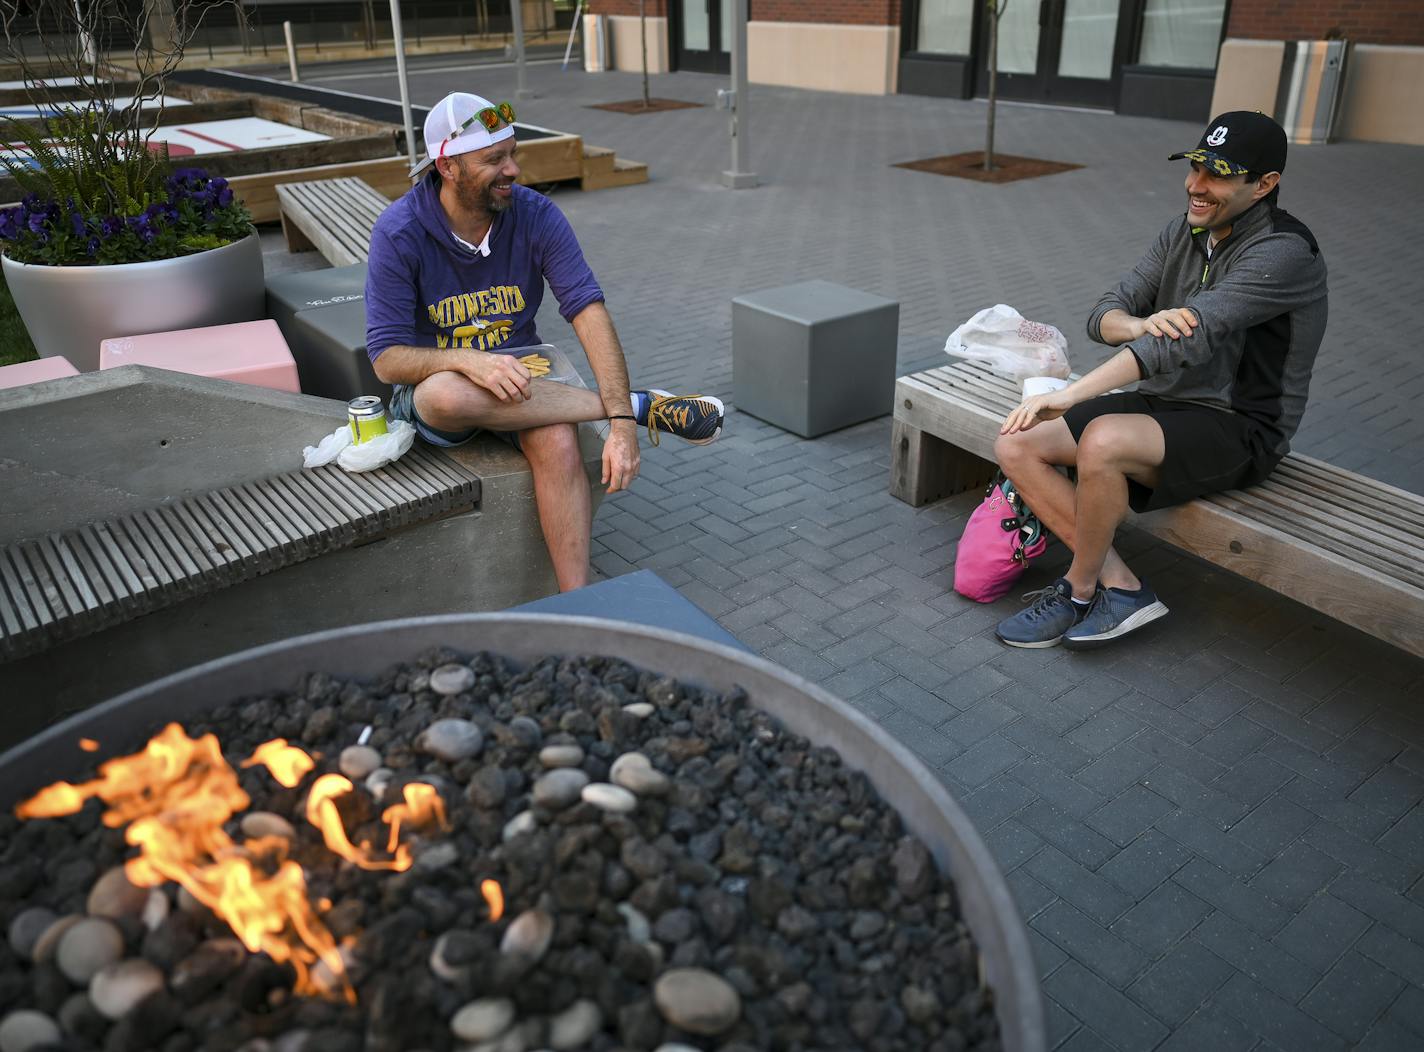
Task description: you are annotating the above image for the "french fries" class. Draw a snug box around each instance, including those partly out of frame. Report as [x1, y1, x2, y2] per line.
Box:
[519, 353, 551, 378]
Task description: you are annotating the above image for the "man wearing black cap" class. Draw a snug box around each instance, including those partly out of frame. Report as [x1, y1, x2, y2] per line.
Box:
[992, 111, 1328, 650]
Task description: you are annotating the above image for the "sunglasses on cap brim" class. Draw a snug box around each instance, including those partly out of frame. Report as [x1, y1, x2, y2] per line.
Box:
[409, 101, 517, 180]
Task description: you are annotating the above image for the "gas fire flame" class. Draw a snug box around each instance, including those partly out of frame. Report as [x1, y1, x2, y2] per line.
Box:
[14, 723, 487, 1005]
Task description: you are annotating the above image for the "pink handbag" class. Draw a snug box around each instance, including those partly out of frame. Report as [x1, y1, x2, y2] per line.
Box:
[953, 475, 1048, 602]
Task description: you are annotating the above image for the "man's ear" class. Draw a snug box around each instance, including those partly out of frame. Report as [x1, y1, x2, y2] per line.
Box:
[434, 155, 459, 180]
[1254, 171, 1281, 200]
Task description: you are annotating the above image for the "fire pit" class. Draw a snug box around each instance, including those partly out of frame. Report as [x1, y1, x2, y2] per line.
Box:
[0, 615, 1046, 1051]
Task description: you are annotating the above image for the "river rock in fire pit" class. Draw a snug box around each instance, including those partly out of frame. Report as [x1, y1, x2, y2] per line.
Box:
[6, 909, 55, 961]
[86, 867, 148, 920]
[623, 702, 655, 718]
[499, 909, 553, 962]
[141, 889, 169, 932]
[537, 744, 584, 769]
[239, 811, 297, 841]
[428, 663, 475, 696]
[610, 751, 670, 796]
[29, 915, 80, 965]
[581, 782, 636, 813]
[653, 967, 742, 1036]
[548, 998, 602, 1049]
[532, 768, 588, 809]
[89, 958, 165, 1020]
[0, 1009, 61, 1052]
[338, 745, 382, 780]
[418, 718, 483, 762]
[55, 918, 123, 984]
[169, 939, 246, 1003]
[502, 810, 537, 841]
[450, 997, 515, 1042]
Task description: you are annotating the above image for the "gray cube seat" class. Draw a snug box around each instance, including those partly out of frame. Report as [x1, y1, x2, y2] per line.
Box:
[265, 264, 386, 401]
[731, 279, 900, 438]
[290, 298, 390, 403]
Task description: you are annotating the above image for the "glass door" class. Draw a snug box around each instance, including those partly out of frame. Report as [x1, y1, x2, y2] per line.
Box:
[675, 0, 730, 74]
[982, 0, 1123, 107]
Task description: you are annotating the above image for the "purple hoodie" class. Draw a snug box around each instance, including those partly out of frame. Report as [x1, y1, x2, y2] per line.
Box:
[365, 176, 603, 364]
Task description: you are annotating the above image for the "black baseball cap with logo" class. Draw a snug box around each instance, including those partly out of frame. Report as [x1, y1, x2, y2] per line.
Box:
[1169, 111, 1288, 177]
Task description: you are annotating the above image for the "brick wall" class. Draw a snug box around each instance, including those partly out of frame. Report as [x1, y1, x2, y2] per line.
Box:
[589, 0, 900, 25]
[1228, 0, 1424, 47]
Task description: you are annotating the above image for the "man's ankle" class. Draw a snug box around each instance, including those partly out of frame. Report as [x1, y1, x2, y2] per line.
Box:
[1065, 578, 1097, 602]
[1100, 573, 1142, 593]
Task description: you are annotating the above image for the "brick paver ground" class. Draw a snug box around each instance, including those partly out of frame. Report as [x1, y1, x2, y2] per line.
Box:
[260, 57, 1424, 1050]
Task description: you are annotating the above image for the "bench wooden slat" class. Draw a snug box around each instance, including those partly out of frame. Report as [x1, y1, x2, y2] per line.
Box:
[276, 176, 393, 266]
[890, 360, 1424, 658]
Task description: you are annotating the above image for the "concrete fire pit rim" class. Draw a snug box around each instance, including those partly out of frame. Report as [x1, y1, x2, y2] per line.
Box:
[1, 612, 1047, 1052]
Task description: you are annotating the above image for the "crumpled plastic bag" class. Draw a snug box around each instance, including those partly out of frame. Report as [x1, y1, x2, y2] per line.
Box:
[303, 420, 416, 473]
[945, 304, 1072, 382]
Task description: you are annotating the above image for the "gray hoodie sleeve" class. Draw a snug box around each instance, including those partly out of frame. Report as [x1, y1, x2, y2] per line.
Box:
[1128, 231, 1323, 379]
[1086, 221, 1172, 344]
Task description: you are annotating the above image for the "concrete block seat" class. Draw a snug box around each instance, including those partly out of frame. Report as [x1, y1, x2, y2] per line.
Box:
[265, 264, 381, 401]
[0, 356, 78, 389]
[0, 366, 606, 747]
[99, 319, 299, 393]
[732, 279, 900, 438]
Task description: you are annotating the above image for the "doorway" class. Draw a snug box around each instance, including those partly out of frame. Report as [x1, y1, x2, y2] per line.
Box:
[674, 0, 730, 74]
[981, 0, 1126, 108]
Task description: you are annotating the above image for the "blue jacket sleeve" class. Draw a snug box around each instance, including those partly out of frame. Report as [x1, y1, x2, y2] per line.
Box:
[531, 201, 604, 322]
[365, 222, 420, 364]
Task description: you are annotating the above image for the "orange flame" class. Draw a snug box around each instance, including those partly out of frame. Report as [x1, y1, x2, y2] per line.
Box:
[382, 783, 450, 854]
[79, 738, 99, 752]
[306, 774, 408, 871]
[482, 879, 504, 922]
[242, 739, 316, 788]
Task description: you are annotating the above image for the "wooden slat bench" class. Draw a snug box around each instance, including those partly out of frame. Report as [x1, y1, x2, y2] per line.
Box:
[276, 176, 392, 265]
[890, 361, 1424, 658]
[0, 445, 480, 664]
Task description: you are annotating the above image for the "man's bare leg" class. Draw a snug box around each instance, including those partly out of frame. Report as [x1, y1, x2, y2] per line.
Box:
[518, 423, 591, 592]
[1062, 415, 1164, 595]
[415, 371, 622, 432]
[994, 419, 1141, 597]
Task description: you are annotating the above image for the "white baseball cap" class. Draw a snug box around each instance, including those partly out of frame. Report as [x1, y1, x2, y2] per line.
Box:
[410, 92, 516, 179]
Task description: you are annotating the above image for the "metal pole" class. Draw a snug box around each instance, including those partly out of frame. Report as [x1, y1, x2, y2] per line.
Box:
[388, 0, 419, 168]
[510, 0, 534, 99]
[720, 0, 757, 188]
[283, 21, 300, 81]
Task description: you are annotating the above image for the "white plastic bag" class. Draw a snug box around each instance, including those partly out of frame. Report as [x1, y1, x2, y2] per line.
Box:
[945, 304, 1071, 382]
[302, 420, 416, 473]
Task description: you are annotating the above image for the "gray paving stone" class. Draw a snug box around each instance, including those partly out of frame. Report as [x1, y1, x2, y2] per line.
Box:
[1019, 799, 1119, 870]
[1009, 756, 1107, 820]
[1143, 765, 1251, 830]
[1154, 1008, 1259, 1052]
[1174, 858, 1292, 937]
[1024, 843, 1135, 927]
[1249, 841, 1346, 912]
[1074, 743, 1162, 798]
[958, 776, 1038, 831]
[1355, 1017, 1424, 1051]
[1349, 763, 1424, 821]
[1193, 911, 1319, 1002]
[1043, 961, 1169, 1051]
[1383, 982, 1424, 1037]
[1064, 708, 1147, 757]
[1302, 951, 1407, 1042]
[1303, 820, 1419, 892]
[1087, 784, 1176, 848]
[984, 819, 1046, 873]
[1110, 878, 1213, 957]
[944, 733, 1027, 788]
[1283, 774, 1397, 841]
[1154, 810, 1266, 879]
[1003, 717, 1096, 775]
[1273, 894, 1373, 975]
[1127, 939, 1237, 1026]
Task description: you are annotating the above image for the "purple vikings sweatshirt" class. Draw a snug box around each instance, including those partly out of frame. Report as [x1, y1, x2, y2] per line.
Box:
[365, 176, 604, 364]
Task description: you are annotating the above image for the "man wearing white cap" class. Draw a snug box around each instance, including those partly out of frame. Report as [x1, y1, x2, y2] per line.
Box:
[365, 91, 723, 592]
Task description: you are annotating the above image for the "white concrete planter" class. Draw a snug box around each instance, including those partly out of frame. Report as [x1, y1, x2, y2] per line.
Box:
[1, 231, 264, 372]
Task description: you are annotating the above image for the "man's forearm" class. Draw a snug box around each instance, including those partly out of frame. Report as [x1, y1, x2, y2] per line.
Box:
[571, 302, 632, 418]
[1097, 309, 1145, 346]
[370, 345, 482, 386]
[1063, 348, 1144, 405]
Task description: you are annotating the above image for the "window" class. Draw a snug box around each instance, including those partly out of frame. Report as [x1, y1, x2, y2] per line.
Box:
[916, 0, 975, 56]
[1137, 0, 1228, 69]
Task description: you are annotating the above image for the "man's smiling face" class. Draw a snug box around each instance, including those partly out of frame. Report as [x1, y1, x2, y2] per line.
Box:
[1184, 160, 1276, 233]
[451, 138, 521, 216]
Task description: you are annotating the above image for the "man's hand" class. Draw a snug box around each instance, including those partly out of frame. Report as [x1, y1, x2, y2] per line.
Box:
[602, 419, 640, 493]
[1001, 389, 1077, 435]
[461, 351, 532, 402]
[1140, 307, 1199, 341]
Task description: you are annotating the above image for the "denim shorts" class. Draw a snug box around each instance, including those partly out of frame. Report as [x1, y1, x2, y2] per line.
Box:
[389, 382, 520, 450]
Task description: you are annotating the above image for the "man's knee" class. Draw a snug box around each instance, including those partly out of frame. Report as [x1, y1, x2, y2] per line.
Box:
[412, 371, 473, 429]
[1076, 418, 1132, 473]
[520, 423, 583, 476]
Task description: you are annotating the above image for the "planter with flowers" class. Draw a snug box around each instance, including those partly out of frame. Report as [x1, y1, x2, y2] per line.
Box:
[0, 0, 263, 371]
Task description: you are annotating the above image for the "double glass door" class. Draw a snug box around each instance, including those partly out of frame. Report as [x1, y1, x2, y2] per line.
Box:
[983, 0, 1124, 107]
[676, 0, 731, 74]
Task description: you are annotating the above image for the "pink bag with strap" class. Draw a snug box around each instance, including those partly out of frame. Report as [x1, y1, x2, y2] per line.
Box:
[953, 474, 1047, 602]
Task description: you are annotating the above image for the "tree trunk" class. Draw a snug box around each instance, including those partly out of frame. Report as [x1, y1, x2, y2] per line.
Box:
[640, 0, 650, 108]
[985, 0, 1001, 171]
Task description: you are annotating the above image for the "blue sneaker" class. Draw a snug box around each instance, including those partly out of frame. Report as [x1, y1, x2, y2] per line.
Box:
[1062, 583, 1169, 649]
[995, 579, 1088, 649]
[635, 389, 725, 446]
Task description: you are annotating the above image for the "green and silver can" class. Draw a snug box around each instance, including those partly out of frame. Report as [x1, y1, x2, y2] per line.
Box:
[348, 396, 388, 445]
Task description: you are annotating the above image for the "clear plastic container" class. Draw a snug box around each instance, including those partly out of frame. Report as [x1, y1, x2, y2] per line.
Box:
[499, 342, 608, 438]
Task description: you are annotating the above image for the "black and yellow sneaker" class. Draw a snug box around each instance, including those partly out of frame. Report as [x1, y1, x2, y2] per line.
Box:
[634, 389, 724, 446]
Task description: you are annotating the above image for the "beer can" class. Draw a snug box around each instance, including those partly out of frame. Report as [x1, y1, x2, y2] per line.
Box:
[348, 396, 388, 445]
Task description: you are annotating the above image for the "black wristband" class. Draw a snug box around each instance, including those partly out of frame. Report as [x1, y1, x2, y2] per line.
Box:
[607, 414, 636, 422]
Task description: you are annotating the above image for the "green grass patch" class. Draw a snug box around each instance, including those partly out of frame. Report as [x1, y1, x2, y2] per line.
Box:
[0, 266, 38, 367]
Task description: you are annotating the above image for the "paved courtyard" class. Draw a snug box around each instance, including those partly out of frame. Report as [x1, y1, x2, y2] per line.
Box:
[260, 56, 1424, 1050]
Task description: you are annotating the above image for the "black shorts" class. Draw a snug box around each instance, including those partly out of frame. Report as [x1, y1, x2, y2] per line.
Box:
[1062, 392, 1280, 513]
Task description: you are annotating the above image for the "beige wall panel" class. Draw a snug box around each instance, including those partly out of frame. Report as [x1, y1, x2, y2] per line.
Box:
[608, 14, 670, 75]
[1337, 45, 1424, 146]
[747, 22, 900, 96]
[1210, 38, 1285, 116]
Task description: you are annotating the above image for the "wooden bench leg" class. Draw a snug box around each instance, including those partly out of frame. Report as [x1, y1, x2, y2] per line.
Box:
[889, 419, 997, 507]
[280, 213, 317, 254]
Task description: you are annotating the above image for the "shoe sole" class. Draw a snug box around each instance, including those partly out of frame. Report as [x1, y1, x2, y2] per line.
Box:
[1062, 601, 1169, 650]
[996, 633, 1064, 649]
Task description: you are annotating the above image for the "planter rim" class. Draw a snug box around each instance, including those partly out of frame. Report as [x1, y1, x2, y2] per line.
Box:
[0, 226, 258, 272]
[0, 612, 1048, 1052]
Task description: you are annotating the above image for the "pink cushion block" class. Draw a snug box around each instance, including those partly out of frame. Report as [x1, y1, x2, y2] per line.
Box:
[0, 356, 80, 390]
[99, 319, 299, 393]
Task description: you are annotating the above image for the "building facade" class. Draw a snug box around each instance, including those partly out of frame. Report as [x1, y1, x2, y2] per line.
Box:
[584, 0, 1424, 145]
